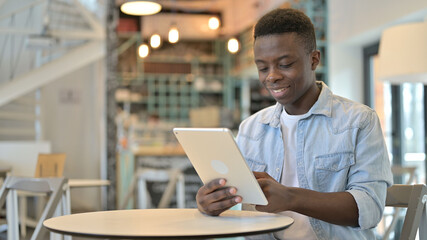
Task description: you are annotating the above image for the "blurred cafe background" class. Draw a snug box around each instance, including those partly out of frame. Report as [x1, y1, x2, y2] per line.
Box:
[0, 0, 426, 239]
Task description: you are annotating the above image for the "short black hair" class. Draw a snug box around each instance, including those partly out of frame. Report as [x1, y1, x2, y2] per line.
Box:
[254, 8, 316, 53]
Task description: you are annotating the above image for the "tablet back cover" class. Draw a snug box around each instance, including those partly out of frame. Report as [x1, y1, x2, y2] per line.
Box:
[173, 128, 267, 205]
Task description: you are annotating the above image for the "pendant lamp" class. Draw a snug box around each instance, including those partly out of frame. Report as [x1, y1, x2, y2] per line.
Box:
[121, 1, 162, 16]
[377, 20, 427, 84]
[168, 24, 179, 44]
[227, 38, 239, 54]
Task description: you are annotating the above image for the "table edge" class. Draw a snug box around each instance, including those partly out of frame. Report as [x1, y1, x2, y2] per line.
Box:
[44, 224, 292, 239]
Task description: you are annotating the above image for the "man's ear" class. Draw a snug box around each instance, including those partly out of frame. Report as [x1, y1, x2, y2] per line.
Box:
[311, 50, 321, 70]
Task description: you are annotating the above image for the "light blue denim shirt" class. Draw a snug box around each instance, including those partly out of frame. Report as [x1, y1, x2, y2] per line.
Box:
[236, 82, 393, 240]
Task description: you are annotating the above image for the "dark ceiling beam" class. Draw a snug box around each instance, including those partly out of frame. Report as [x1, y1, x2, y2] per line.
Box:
[159, 7, 221, 17]
[119, 8, 221, 18]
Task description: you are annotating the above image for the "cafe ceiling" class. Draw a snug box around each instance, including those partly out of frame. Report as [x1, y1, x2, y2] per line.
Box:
[115, 0, 268, 40]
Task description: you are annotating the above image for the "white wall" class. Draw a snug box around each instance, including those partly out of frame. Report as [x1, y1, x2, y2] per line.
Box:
[222, 0, 290, 36]
[328, 0, 427, 102]
[40, 59, 106, 211]
[0, 141, 51, 176]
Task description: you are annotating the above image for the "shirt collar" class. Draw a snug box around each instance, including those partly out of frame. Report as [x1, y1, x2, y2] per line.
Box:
[310, 81, 333, 117]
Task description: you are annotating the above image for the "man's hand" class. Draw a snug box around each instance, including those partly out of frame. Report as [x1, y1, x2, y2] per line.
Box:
[196, 178, 242, 216]
[253, 171, 295, 213]
[253, 171, 359, 226]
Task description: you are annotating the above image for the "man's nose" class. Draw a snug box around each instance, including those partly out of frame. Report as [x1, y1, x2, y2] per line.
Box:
[266, 69, 282, 83]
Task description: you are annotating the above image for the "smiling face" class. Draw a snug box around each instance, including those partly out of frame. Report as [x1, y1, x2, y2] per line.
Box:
[254, 33, 321, 115]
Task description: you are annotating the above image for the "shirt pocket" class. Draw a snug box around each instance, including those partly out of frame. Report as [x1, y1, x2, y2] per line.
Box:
[246, 158, 267, 172]
[314, 152, 355, 192]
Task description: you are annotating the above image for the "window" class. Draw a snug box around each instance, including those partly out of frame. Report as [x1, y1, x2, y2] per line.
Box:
[364, 43, 426, 184]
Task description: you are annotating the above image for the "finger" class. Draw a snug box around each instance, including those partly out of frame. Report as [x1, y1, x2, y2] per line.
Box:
[253, 172, 275, 181]
[197, 186, 238, 210]
[253, 171, 267, 179]
[206, 196, 242, 216]
[255, 204, 270, 213]
[198, 186, 238, 206]
[208, 187, 238, 202]
[199, 178, 226, 195]
[255, 204, 280, 213]
[257, 178, 267, 187]
[256, 179, 271, 197]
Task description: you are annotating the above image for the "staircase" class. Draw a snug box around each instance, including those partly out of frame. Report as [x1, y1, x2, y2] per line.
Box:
[0, 0, 106, 140]
[0, 93, 39, 140]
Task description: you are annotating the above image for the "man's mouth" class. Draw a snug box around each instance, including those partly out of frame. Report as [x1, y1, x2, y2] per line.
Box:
[271, 86, 290, 93]
[272, 88, 286, 93]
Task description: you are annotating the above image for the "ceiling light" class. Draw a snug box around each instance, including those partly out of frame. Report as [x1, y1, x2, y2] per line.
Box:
[227, 38, 239, 54]
[168, 26, 179, 44]
[121, 1, 162, 16]
[150, 34, 161, 48]
[208, 16, 220, 30]
[138, 43, 150, 58]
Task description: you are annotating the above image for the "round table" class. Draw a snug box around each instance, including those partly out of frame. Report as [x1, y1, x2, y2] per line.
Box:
[44, 208, 294, 239]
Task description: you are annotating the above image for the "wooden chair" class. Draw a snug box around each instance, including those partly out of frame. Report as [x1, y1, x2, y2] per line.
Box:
[34, 153, 66, 178]
[383, 184, 427, 240]
[381, 166, 418, 239]
[0, 176, 67, 240]
[19, 153, 66, 237]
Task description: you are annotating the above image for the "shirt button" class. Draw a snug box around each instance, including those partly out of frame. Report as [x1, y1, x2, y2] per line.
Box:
[276, 168, 280, 172]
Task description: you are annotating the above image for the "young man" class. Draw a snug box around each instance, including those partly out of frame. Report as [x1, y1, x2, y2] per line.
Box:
[196, 8, 393, 240]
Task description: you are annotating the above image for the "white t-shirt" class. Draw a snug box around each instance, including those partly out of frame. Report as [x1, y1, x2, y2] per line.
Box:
[274, 108, 317, 240]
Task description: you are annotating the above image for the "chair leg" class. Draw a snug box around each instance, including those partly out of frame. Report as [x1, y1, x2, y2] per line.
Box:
[176, 172, 185, 209]
[54, 186, 71, 240]
[138, 177, 149, 209]
[49, 202, 65, 240]
[120, 174, 138, 209]
[7, 191, 20, 240]
[32, 182, 65, 240]
[62, 185, 71, 215]
[158, 170, 179, 208]
[420, 200, 426, 240]
[19, 195, 27, 237]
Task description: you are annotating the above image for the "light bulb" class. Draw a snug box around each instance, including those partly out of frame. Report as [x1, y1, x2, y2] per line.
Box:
[227, 38, 239, 54]
[120, 1, 162, 16]
[138, 43, 150, 58]
[150, 34, 161, 48]
[208, 16, 220, 30]
[168, 26, 179, 43]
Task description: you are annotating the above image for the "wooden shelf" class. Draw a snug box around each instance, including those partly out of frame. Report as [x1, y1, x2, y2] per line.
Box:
[133, 145, 186, 156]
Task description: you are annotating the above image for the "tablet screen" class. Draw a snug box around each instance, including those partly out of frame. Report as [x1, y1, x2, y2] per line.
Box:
[173, 127, 268, 205]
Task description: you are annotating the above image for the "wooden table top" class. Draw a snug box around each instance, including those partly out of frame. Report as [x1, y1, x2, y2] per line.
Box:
[44, 208, 293, 239]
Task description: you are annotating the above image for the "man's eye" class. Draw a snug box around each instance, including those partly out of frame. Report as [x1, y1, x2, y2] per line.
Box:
[279, 63, 292, 68]
[258, 68, 268, 72]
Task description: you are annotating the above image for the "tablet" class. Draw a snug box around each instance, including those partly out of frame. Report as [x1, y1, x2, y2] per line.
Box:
[173, 127, 268, 205]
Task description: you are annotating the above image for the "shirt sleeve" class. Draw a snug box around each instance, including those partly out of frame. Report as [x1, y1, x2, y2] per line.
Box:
[346, 110, 393, 229]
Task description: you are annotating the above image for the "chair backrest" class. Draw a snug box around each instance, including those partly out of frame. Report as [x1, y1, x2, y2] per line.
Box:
[34, 153, 66, 178]
[0, 176, 67, 240]
[385, 184, 427, 240]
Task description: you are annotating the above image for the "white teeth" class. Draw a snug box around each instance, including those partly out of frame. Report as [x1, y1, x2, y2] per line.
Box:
[272, 88, 286, 93]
